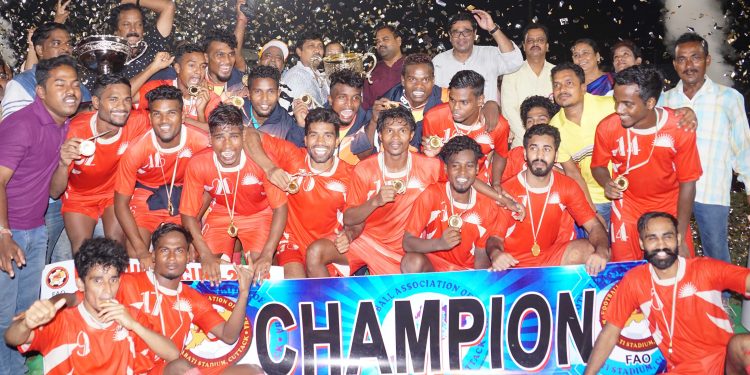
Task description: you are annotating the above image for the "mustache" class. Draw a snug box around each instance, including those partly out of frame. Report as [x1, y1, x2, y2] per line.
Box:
[125, 32, 140, 38]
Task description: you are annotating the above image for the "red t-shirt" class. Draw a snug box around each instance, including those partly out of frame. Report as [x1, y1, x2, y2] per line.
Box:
[138, 79, 221, 122]
[66, 110, 151, 196]
[605, 257, 750, 373]
[501, 146, 526, 184]
[591, 108, 702, 221]
[404, 182, 509, 268]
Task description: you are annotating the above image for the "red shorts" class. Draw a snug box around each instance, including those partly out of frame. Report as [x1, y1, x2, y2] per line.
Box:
[508, 240, 569, 268]
[425, 253, 473, 272]
[346, 232, 403, 275]
[202, 205, 272, 259]
[276, 232, 305, 266]
[130, 188, 181, 232]
[610, 214, 695, 262]
[62, 190, 113, 220]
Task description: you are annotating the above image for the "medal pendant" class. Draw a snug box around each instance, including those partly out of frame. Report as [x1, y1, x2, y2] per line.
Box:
[167, 202, 174, 216]
[428, 136, 443, 149]
[390, 179, 406, 194]
[531, 243, 541, 257]
[227, 222, 239, 237]
[613, 175, 629, 191]
[287, 179, 300, 194]
[448, 214, 463, 229]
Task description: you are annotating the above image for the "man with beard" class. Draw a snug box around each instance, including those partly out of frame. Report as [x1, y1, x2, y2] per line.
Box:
[258, 39, 293, 113]
[422, 70, 510, 187]
[109, 1, 175, 81]
[55, 75, 151, 254]
[401, 136, 509, 273]
[306, 107, 442, 276]
[585, 212, 750, 375]
[659, 33, 750, 266]
[244, 65, 304, 147]
[203, 30, 247, 101]
[500, 23, 555, 148]
[282, 31, 328, 106]
[0, 56, 82, 375]
[114, 85, 208, 270]
[433, 10, 522, 103]
[137, 43, 221, 133]
[116, 223, 264, 375]
[181, 105, 287, 284]
[362, 25, 404, 110]
[486, 124, 609, 275]
[592, 65, 702, 261]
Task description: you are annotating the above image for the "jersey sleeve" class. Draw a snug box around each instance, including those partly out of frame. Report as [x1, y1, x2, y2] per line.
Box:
[404, 187, 438, 237]
[260, 133, 304, 172]
[491, 116, 510, 158]
[186, 289, 226, 335]
[476, 204, 501, 249]
[702, 258, 750, 297]
[19, 314, 63, 354]
[490, 206, 513, 242]
[114, 142, 144, 196]
[346, 163, 372, 208]
[673, 124, 703, 183]
[561, 177, 597, 225]
[262, 177, 288, 209]
[180, 157, 208, 217]
[591, 118, 614, 169]
[422, 112, 437, 138]
[604, 271, 643, 329]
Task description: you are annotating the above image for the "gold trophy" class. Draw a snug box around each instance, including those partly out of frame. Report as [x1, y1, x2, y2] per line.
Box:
[187, 85, 201, 97]
[323, 52, 378, 83]
[448, 215, 463, 229]
[428, 136, 443, 149]
[613, 175, 629, 191]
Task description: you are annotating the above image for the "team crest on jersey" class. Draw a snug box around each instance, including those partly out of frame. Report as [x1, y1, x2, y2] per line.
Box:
[325, 180, 347, 195]
[473, 132, 493, 147]
[182, 294, 252, 371]
[653, 134, 675, 151]
[241, 173, 260, 186]
[117, 142, 129, 155]
[178, 148, 193, 159]
[113, 326, 130, 341]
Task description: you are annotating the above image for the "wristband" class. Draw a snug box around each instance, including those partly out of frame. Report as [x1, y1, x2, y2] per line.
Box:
[489, 24, 500, 35]
[0, 227, 11, 237]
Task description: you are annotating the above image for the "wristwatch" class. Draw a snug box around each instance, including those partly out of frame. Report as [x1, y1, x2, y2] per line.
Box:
[489, 24, 500, 35]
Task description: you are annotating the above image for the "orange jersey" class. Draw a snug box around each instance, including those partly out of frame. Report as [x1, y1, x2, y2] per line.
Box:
[114, 126, 209, 195]
[138, 79, 221, 122]
[605, 257, 750, 373]
[261, 135, 354, 249]
[591, 108, 702, 221]
[19, 302, 154, 375]
[501, 171, 595, 258]
[501, 146, 526, 184]
[422, 102, 510, 182]
[65, 110, 151, 196]
[117, 272, 225, 363]
[404, 183, 508, 268]
[347, 152, 441, 248]
[181, 149, 286, 218]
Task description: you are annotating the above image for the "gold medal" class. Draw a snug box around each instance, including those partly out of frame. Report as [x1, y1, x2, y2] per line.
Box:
[428, 135, 443, 149]
[390, 179, 405, 194]
[613, 175, 629, 191]
[167, 201, 174, 216]
[531, 243, 541, 257]
[79, 140, 96, 157]
[287, 179, 300, 194]
[227, 222, 238, 237]
[187, 85, 201, 97]
[229, 96, 244, 108]
[300, 94, 314, 108]
[448, 214, 463, 229]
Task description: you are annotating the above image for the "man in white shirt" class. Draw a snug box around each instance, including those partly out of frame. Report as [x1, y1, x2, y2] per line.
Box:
[433, 9, 523, 104]
[281, 31, 328, 106]
[500, 23, 555, 147]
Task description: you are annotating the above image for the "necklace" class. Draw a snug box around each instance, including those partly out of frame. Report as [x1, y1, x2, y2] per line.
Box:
[158, 152, 180, 216]
[614, 108, 661, 191]
[378, 151, 411, 194]
[215, 158, 241, 237]
[649, 258, 680, 365]
[447, 182, 473, 229]
[287, 155, 335, 194]
[523, 170, 553, 256]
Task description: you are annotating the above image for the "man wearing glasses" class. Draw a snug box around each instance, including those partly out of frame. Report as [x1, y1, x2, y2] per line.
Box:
[500, 23, 555, 147]
[432, 9, 523, 104]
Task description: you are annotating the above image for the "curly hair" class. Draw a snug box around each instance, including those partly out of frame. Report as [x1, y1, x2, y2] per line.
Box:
[520, 95, 559, 125]
[74, 238, 128, 279]
[305, 107, 341, 138]
[328, 69, 364, 92]
[145, 84, 183, 109]
[438, 135, 482, 164]
[151, 223, 193, 249]
[208, 104, 244, 134]
[401, 53, 434, 77]
[247, 64, 280, 88]
[376, 105, 416, 133]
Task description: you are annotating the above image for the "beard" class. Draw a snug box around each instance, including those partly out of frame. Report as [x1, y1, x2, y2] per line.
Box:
[527, 159, 554, 177]
[645, 247, 679, 270]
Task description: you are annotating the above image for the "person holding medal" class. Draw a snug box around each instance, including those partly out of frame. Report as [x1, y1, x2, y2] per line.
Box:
[114, 85, 209, 270]
[181, 104, 287, 285]
[591, 65, 702, 261]
[401, 136, 511, 273]
[585, 212, 750, 375]
[487, 124, 609, 275]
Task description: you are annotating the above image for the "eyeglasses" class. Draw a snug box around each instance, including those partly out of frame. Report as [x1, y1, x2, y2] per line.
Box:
[450, 29, 474, 38]
[525, 37, 547, 45]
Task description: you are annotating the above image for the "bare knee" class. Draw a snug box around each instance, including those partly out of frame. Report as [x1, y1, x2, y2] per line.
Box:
[400, 253, 432, 273]
[163, 358, 196, 375]
[561, 240, 594, 265]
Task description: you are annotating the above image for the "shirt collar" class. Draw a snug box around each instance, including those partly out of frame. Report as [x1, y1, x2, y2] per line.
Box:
[31, 96, 70, 128]
[675, 75, 714, 99]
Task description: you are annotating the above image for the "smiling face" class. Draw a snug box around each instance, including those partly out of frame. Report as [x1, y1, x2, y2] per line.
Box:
[296, 39, 324, 68]
[206, 41, 236, 82]
[94, 83, 132, 127]
[211, 124, 243, 167]
[448, 87, 483, 125]
[378, 117, 413, 158]
[175, 52, 207, 90]
[260, 46, 285, 72]
[148, 99, 183, 147]
[639, 216, 680, 270]
[401, 63, 434, 108]
[445, 149, 478, 194]
[329, 83, 362, 126]
[249, 77, 279, 118]
[571, 42, 600, 74]
[614, 83, 654, 128]
[304, 121, 338, 164]
[612, 45, 641, 73]
[552, 69, 585, 108]
[449, 20, 475, 54]
[152, 231, 189, 281]
[37, 65, 82, 123]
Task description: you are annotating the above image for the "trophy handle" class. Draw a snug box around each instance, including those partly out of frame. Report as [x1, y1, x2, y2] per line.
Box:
[125, 40, 148, 65]
[363, 52, 377, 84]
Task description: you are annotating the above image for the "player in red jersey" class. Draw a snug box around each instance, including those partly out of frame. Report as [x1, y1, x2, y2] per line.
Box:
[117, 223, 263, 375]
[138, 43, 221, 133]
[487, 124, 609, 275]
[591, 65, 702, 261]
[402, 136, 510, 272]
[114, 85, 209, 270]
[306, 106, 442, 276]
[422, 70, 510, 186]
[4, 238, 178, 375]
[585, 212, 750, 375]
[50, 75, 151, 253]
[181, 104, 287, 284]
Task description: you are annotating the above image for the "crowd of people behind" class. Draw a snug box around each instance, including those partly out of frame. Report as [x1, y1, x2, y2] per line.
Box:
[0, 0, 749, 374]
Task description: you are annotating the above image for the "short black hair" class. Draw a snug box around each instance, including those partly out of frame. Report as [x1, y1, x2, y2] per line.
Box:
[376, 105, 417, 133]
[375, 24, 401, 39]
[637, 212, 678, 239]
[92, 74, 131, 98]
[438, 135, 482, 164]
[448, 12, 477, 31]
[208, 104, 244, 134]
[247, 64, 280, 88]
[295, 31, 323, 51]
[523, 123, 561, 151]
[305, 107, 341, 138]
[673, 32, 709, 57]
[35, 55, 78, 87]
[551, 62, 585, 86]
[520, 95, 559, 124]
[611, 39, 642, 59]
[145, 84, 183, 109]
[109, 3, 144, 34]
[614, 65, 663, 103]
[401, 53, 434, 77]
[151, 223, 193, 249]
[449, 70, 484, 97]
[328, 69, 363, 92]
[74, 237, 128, 279]
[174, 42, 205, 65]
[31, 22, 71, 47]
[203, 29, 237, 52]
[572, 38, 601, 55]
[522, 23, 549, 41]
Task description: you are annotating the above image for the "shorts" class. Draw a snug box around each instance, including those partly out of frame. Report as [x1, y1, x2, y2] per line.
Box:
[425, 253, 473, 272]
[130, 188, 181, 232]
[202, 205, 273, 259]
[276, 232, 305, 266]
[346, 232, 403, 275]
[62, 190, 113, 220]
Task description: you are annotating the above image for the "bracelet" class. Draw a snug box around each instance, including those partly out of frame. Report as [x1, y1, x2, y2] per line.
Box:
[489, 24, 500, 35]
[0, 227, 12, 237]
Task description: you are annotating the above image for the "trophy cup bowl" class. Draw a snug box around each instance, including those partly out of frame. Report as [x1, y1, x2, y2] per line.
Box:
[322, 52, 378, 83]
[74, 35, 133, 75]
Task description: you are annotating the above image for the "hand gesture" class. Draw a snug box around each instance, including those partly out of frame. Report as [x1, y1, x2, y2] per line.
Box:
[250, 254, 271, 285]
[673, 107, 697, 132]
[471, 9, 496, 32]
[53, 0, 71, 24]
[370, 98, 393, 123]
[98, 300, 136, 330]
[60, 138, 83, 167]
[150, 52, 174, 71]
[334, 229, 349, 254]
[23, 299, 65, 330]
[489, 251, 518, 271]
[234, 263, 253, 293]
[374, 184, 397, 207]
[0, 235, 25, 277]
[236, 0, 248, 23]
[440, 227, 462, 249]
[421, 136, 441, 157]
[200, 252, 222, 287]
[195, 86, 211, 112]
[604, 179, 624, 200]
[585, 250, 608, 276]
[292, 98, 309, 126]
